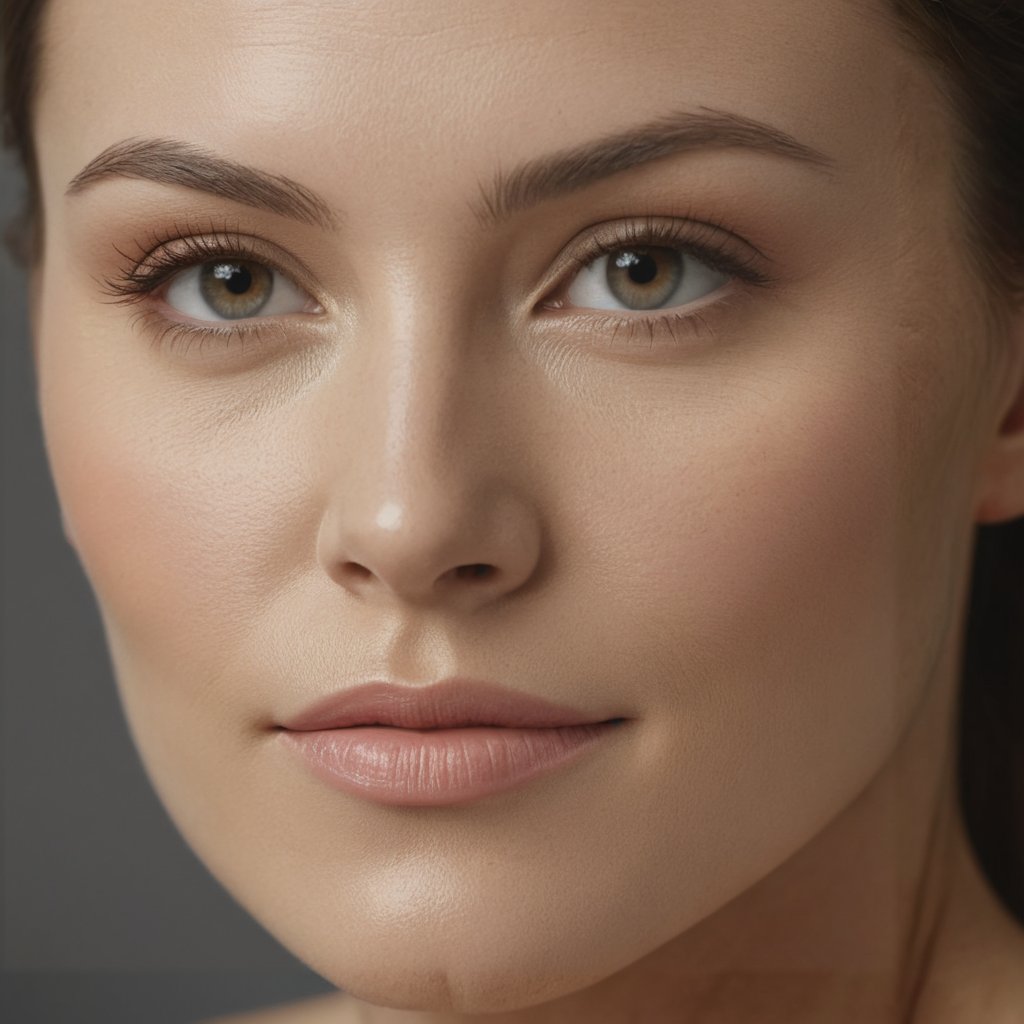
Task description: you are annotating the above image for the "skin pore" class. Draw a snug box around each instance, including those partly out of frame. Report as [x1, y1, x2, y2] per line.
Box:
[27, 0, 1024, 1021]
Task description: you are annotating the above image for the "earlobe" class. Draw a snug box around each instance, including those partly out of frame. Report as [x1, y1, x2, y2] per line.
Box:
[974, 304, 1024, 525]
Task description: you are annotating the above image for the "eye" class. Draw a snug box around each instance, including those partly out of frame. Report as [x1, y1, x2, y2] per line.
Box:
[541, 217, 773, 336]
[164, 259, 318, 321]
[565, 244, 731, 312]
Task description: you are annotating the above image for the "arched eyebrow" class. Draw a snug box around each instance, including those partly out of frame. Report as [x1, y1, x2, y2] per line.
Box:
[65, 137, 339, 229]
[472, 105, 838, 226]
[66, 108, 836, 232]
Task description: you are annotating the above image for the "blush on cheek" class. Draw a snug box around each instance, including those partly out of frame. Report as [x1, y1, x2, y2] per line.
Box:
[49, 422, 226, 663]
[40, 362, 279, 691]
[642, 372, 910, 743]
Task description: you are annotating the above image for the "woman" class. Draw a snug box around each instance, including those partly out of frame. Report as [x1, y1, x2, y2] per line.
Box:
[3, 0, 1023, 1021]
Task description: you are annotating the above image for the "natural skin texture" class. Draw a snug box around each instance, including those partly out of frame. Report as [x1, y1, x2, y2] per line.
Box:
[27, 0, 1024, 1021]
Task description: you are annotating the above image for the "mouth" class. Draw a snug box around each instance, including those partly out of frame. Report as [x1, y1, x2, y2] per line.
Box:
[275, 677, 630, 806]
[296, 717, 632, 731]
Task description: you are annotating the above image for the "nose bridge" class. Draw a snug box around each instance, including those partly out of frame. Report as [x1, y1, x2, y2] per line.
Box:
[351, 233, 491, 475]
[360, 296, 486, 512]
[381, 327, 466, 489]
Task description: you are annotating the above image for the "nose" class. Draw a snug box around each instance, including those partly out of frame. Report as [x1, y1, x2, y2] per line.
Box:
[314, 333, 544, 614]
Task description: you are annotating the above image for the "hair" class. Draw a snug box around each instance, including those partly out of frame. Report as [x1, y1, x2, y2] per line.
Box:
[3, 0, 1023, 923]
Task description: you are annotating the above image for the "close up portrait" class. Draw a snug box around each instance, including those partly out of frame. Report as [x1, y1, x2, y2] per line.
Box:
[2, 1, 1023, 1022]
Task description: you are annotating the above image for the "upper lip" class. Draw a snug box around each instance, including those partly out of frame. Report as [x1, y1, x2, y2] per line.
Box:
[277, 677, 616, 731]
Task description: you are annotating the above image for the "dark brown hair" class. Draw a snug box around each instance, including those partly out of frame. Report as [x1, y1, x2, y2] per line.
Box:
[3, 0, 1023, 923]
[882, 0, 1024, 925]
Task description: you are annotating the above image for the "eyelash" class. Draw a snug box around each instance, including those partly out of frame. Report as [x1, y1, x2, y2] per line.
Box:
[99, 216, 775, 355]
[544, 215, 775, 347]
[98, 225, 293, 356]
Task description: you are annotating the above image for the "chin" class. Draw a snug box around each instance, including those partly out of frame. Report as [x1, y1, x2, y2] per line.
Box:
[289, 927, 622, 1016]
[323, 963, 585, 1015]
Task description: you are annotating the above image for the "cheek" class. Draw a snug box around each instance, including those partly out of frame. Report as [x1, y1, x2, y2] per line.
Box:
[605, 371, 903, 675]
[37, 317, 313, 692]
[586, 356, 931, 854]
[673, 401, 902, 684]
[47, 410, 259, 658]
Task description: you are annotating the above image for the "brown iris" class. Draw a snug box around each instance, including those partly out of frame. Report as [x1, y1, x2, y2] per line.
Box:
[606, 247, 683, 309]
[198, 260, 274, 319]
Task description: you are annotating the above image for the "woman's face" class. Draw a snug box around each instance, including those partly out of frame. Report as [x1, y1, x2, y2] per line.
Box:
[30, 0, 1012, 1012]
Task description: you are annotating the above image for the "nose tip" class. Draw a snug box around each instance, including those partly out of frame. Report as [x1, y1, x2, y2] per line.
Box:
[318, 493, 542, 612]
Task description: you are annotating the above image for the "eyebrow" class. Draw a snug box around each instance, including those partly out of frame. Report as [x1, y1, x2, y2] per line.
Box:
[65, 137, 338, 229]
[473, 105, 838, 226]
[66, 107, 835, 233]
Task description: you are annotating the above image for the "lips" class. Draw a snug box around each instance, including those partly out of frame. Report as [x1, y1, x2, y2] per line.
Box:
[277, 676, 620, 732]
[275, 677, 629, 806]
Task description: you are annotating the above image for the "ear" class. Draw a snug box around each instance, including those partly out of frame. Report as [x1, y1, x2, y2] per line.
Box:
[974, 301, 1024, 525]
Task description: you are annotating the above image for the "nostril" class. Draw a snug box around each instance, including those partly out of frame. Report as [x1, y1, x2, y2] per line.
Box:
[455, 564, 494, 580]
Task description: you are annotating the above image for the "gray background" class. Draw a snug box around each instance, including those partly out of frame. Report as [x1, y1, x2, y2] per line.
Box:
[1, 152, 335, 1018]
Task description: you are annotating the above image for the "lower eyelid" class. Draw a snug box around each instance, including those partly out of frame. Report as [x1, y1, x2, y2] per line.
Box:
[126, 304, 293, 358]
[589, 308, 720, 349]
[538, 281, 749, 349]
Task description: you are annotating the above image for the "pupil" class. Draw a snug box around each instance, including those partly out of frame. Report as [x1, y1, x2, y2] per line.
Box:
[214, 263, 253, 295]
[626, 252, 658, 285]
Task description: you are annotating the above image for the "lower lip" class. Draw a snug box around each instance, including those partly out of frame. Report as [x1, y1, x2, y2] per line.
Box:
[278, 722, 621, 807]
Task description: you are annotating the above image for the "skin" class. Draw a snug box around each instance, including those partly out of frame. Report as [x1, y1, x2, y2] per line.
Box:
[27, 0, 1024, 1021]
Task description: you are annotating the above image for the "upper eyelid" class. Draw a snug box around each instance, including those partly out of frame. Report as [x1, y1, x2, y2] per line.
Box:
[540, 217, 775, 306]
[151, 242, 294, 289]
[99, 228, 326, 309]
[574, 215, 769, 263]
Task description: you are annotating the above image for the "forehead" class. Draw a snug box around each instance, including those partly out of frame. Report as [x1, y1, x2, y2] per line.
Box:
[35, 0, 946, 222]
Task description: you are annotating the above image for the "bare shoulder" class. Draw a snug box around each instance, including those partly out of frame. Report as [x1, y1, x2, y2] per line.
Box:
[196, 991, 361, 1024]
